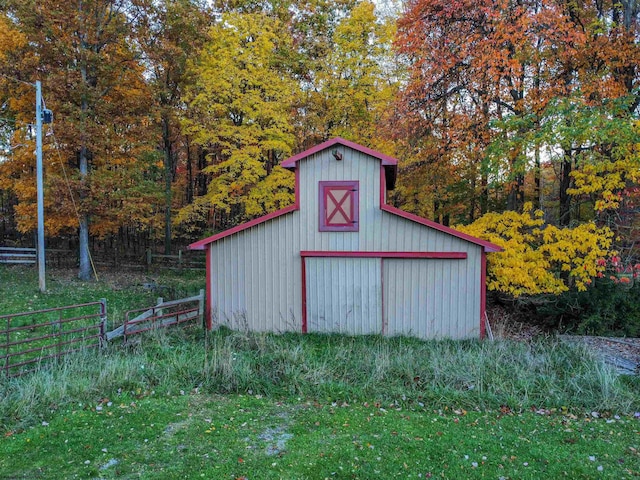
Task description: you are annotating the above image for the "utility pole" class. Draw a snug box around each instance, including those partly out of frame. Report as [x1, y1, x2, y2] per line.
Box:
[35, 80, 45, 292]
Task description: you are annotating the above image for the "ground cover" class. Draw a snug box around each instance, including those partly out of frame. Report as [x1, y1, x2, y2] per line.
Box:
[0, 265, 639, 478]
[0, 265, 205, 377]
[0, 392, 638, 479]
[0, 265, 205, 326]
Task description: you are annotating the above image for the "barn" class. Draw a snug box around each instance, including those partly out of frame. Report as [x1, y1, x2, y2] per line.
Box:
[189, 138, 501, 339]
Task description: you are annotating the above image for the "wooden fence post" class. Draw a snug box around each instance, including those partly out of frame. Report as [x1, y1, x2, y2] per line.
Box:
[99, 298, 108, 346]
[198, 289, 205, 328]
[156, 297, 163, 327]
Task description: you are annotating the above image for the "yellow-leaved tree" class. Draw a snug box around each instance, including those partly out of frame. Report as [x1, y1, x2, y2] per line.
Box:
[179, 12, 297, 230]
[304, 1, 398, 150]
[457, 204, 614, 296]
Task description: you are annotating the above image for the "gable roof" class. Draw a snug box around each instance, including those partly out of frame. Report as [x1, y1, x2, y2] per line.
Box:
[380, 205, 502, 253]
[189, 138, 502, 253]
[188, 204, 297, 250]
[281, 137, 398, 189]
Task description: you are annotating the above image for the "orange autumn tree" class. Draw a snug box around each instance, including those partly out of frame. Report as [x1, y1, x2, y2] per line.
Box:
[393, 0, 639, 295]
[0, 0, 160, 279]
[394, 0, 555, 219]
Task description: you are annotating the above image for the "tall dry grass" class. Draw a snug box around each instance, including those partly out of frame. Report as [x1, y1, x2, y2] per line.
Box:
[1, 327, 637, 432]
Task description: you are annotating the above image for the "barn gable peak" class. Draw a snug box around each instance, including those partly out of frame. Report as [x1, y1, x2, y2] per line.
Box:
[281, 137, 398, 190]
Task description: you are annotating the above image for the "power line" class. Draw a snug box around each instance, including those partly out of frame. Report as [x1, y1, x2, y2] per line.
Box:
[0, 73, 35, 87]
[46, 119, 99, 282]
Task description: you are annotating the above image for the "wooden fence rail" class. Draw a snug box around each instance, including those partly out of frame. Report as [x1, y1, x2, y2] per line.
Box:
[0, 246, 205, 269]
[0, 247, 36, 265]
[145, 249, 205, 269]
[107, 290, 205, 342]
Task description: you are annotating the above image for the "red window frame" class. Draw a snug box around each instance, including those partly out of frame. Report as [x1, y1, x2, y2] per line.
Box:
[319, 181, 359, 232]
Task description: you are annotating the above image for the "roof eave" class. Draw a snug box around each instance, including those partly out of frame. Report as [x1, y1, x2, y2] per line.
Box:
[281, 137, 399, 170]
[188, 204, 298, 250]
[380, 205, 503, 252]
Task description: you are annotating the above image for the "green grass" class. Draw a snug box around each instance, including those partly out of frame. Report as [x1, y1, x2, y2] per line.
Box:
[0, 265, 205, 326]
[0, 392, 638, 479]
[1, 327, 637, 433]
[0, 265, 205, 376]
[0, 265, 639, 478]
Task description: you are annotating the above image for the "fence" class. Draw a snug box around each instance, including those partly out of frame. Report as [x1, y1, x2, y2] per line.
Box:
[1, 292, 205, 377]
[145, 249, 205, 269]
[0, 246, 205, 269]
[0, 247, 36, 265]
[0, 301, 107, 377]
[108, 290, 205, 342]
[0, 247, 80, 268]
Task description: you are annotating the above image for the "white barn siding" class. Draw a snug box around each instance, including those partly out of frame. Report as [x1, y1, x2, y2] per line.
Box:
[297, 150, 476, 252]
[306, 257, 382, 334]
[195, 139, 495, 339]
[209, 212, 302, 332]
[298, 149, 381, 251]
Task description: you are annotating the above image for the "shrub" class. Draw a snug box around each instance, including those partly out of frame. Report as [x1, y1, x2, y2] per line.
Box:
[535, 277, 640, 336]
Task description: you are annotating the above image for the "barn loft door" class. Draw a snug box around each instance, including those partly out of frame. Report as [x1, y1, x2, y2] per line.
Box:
[305, 257, 381, 334]
[319, 181, 359, 232]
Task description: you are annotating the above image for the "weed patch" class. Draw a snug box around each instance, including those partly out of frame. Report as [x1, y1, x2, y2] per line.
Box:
[1, 327, 638, 435]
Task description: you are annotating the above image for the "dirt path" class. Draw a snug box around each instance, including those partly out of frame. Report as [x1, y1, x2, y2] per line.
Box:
[559, 335, 640, 375]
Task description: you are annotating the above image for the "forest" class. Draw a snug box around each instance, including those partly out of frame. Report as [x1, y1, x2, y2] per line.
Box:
[0, 0, 638, 331]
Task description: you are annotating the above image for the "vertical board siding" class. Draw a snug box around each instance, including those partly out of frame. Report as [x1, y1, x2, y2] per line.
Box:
[383, 258, 480, 340]
[207, 147, 484, 338]
[306, 257, 382, 335]
[210, 212, 301, 332]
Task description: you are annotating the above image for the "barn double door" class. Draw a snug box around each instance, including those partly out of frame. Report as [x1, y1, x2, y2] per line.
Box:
[305, 257, 382, 335]
[305, 256, 456, 338]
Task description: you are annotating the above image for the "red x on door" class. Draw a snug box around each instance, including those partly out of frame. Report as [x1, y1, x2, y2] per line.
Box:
[319, 181, 359, 231]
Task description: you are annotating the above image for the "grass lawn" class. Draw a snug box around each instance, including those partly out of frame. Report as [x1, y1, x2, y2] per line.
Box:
[1, 392, 638, 479]
[0, 265, 639, 478]
[0, 265, 206, 326]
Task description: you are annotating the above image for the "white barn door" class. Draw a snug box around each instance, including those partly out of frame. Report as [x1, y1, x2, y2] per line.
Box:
[305, 257, 382, 334]
[383, 258, 470, 339]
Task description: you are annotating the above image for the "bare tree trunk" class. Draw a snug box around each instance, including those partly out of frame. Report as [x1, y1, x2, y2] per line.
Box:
[534, 144, 541, 209]
[163, 114, 172, 255]
[559, 151, 572, 227]
[480, 171, 488, 215]
[186, 138, 193, 204]
[78, 64, 91, 280]
[507, 173, 524, 211]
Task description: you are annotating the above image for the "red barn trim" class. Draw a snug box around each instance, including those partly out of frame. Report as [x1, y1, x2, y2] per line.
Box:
[188, 204, 296, 250]
[301, 257, 307, 333]
[301, 251, 467, 259]
[281, 137, 398, 168]
[380, 205, 502, 253]
[380, 258, 385, 335]
[480, 250, 487, 339]
[205, 249, 212, 330]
